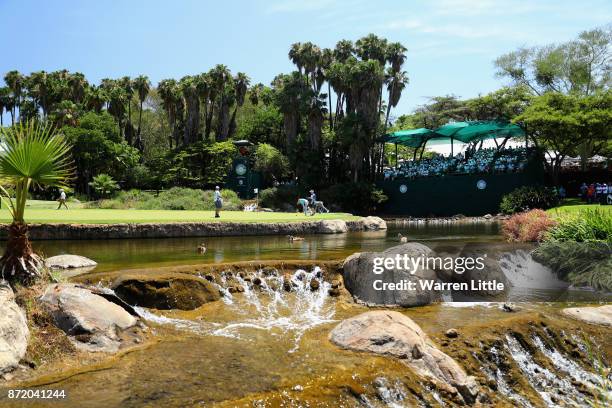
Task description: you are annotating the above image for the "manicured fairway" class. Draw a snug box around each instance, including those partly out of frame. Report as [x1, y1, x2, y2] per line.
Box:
[547, 198, 612, 217]
[0, 205, 357, 224]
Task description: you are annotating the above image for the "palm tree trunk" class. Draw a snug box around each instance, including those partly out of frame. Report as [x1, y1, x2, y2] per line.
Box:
[327, 83, 333, 131]
[0, 222, 43, 285]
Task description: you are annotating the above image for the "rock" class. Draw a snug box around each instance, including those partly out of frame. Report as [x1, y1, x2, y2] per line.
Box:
[0, 282, 29, 373]
[483, 214, 493, 220]
[112, 273, 221, 310]
[342, 243, 442, 307]
[328, 288, 341, 297]
[361, 216, 387, 231]
[445, 328, 459, 338]
[453, 244, 510, 298]
[331, 280, 341, 289]
[40, 283, 137, 353]
[317, 220, 348, 234]
[330, 311, 479, 404]
[44, 254, 97, 269]
[283, 273, 294, 292]
[310, 279, 320, 291]
[562, 305, 612, 327]
[501, 303, 518, 313]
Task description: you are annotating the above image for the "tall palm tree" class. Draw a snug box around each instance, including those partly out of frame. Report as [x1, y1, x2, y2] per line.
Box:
[85, 85, 107, 113]
[180, 75, 201, 145]
[157, 79, 181, 147]
[228, 72, 250, 138]
[386, 42, 408, 74]
[3, 70, 24, 122]
[133, 75, 151, 149]
[0, 87, 10, 127]
[0, 121, 72, 285]
[384, 70, 409, 132]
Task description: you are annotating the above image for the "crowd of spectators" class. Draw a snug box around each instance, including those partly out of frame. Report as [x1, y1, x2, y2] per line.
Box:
[384, 147, 529, 180]
[579, 182, 612, 204]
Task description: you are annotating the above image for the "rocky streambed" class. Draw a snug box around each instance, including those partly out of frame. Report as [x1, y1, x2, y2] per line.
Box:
[0, 242, 610, 407]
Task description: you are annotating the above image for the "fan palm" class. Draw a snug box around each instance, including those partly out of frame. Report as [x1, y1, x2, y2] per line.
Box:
[0, 120, 73, 285]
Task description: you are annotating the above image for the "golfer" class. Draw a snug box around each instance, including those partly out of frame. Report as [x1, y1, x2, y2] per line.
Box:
[214, 186, 223, 218]
[57, 189, 68, 210]
[297, 198, 310, 216]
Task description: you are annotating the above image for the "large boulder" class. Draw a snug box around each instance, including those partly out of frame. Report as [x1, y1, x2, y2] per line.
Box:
[45, 254, 97, 269]
[112, 273, 222, 310]
[0, 282, 29, 373]
[361, 216, 387, 231]
[562, 305, 612, 327]
[342, 243, 441, 307]
[330, 311, 479, 404]
[452, 243, 510, 299]
[40, 283, 138, 352]
[317, 220, 348, 234]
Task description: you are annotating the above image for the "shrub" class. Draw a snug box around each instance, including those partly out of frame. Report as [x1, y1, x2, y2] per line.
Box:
[545, 209, 612, 243]
[500, 186, 559, 214]
[502, 209, 557, 242]
[259, 185, 301, 211]
[320, 182, 387, 214]
[89, 174, 119, 198]
[253, 143, 290, 184]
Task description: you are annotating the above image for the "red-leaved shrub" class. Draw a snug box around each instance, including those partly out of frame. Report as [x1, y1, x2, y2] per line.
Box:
[502, 209, 557, 242]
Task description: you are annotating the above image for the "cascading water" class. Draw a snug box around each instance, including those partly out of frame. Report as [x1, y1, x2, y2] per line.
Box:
[136, 267, 335, 353]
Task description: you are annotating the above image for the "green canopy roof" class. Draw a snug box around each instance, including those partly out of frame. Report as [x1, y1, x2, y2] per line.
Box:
[433, 121, 524, 143]
[383, 128, 438, 148]
[381, 121, 525, 147]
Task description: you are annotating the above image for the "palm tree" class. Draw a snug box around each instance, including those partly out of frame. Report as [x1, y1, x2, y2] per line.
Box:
[157, 79, 181, 147]
[386, 42, 408, 73]
[85, 85, 107, 113]
[384, 69, 409, 132]
[133, 75, 151, 149]
[0, 121, 72, 285]
[0, 87, 10, 127]
[180, 75, 201, 145]
[3, 70, 24, 122]
[228, 72, 250, 138]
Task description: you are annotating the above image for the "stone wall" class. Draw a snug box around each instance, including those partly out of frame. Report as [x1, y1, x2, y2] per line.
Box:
[0, 218, 385, 241]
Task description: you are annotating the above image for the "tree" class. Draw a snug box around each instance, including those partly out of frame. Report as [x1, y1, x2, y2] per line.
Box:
[133, 75, 151, 150]
[515, 91, 612, 184]
[253, 143, 290, 184]
[3, 70, 23, 123]
[0, 121, 72, 285]
[495, 26, 611, 96]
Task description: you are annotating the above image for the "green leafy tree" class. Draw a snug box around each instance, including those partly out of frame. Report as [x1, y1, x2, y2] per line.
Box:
[253, 143, 290, 184]
[0, 121, 72, 285]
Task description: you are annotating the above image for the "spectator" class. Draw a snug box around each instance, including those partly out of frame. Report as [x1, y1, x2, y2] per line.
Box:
[214, 186, 223, 218]
[587, 184, 596, 204]
[579, 182, 588, 200]
[558, 186, 566, 200]
[309, 190, 317, 206]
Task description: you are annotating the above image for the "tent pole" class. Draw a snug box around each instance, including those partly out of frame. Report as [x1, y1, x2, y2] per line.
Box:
[419, 139, 427, 161]
[395, 143, 398, 168]
[450, 137, 454, 157]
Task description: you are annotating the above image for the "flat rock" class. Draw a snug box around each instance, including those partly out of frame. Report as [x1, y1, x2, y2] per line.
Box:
[342, 243, 441, 307]
[0, 282, 29, 373]
[562, 305, 612, 327]
[40, 283, 137, 352]
[317, 220, 348, 234]
[45, 254, 97, 269]
[112, 273, 222, 310]
[361, 216, 387, 231]
[330, 311, 478, 404]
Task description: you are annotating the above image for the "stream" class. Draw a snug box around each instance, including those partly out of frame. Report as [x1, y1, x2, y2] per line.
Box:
[1, 223, 610, 407]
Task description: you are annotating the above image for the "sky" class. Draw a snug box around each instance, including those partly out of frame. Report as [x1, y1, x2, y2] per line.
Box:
[0, 0, 610, 118]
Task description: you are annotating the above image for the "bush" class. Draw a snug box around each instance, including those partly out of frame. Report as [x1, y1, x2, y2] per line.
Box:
[545, 209, 612, 243]
[502, 209, 557, 242]
[253, 143, 290, 184]
[259, 185, 301, 211]
[87, 187, 242, 211]
[500, 186, 559, 214]
[89, 174, 119, 198]
[532, 242, 612, 291]
[320, 182, 387, 214]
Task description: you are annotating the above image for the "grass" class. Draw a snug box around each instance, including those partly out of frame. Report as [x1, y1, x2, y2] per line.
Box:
[0, 201, 357, 224]
[547, 198, 612, 218]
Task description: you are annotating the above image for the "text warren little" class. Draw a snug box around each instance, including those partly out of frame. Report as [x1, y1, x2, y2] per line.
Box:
[372, 279, 505, 292]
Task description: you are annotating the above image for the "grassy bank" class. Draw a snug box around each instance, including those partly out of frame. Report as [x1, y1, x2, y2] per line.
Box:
[547, 198, 612, 217]
[0, 206, 357, 224]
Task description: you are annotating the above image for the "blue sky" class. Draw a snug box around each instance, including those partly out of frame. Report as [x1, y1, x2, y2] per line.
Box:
[0, 0, 610, 117]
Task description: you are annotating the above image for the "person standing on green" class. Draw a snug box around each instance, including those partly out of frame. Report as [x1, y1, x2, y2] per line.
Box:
[214, 186, 223, 218]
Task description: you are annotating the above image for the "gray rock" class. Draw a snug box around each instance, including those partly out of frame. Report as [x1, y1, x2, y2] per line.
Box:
[0, 282, 29, 373]
[40, 283, 137, 352]
[361, 216, 387, 231]
[330, 311, 479, 404]
[317, 220, 348, 234]
[45, 254, 97, 269]
[562, 305, 612, 327]
[453, 244, 510, 298]
[342, 243, 442, 307]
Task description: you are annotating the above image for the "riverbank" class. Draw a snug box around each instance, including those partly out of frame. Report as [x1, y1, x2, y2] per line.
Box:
[0, 217, 385, 240]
